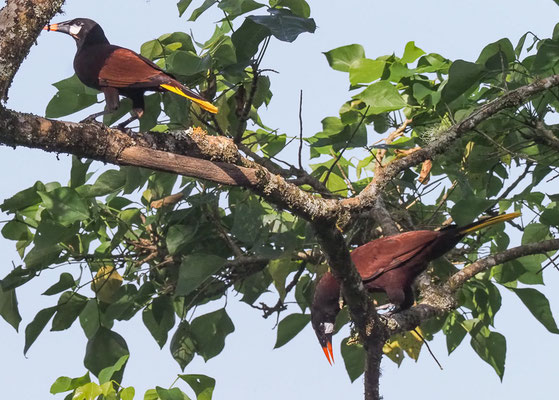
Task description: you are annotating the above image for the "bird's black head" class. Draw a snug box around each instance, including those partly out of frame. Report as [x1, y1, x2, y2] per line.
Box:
[311, 272, 341, 365]
[43, 18, 109, 47]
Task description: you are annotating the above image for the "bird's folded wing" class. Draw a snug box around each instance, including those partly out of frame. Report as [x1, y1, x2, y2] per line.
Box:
[98, 48, 165, 88]
[351, 231, 439, 282]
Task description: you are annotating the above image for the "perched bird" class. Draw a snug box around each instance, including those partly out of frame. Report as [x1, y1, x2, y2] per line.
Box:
[43, 18, 218, 129]
[311, 212, 520, 364]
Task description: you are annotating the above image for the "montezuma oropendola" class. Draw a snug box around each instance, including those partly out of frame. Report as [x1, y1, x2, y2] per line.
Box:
[311, 212, 520, 364]
[43, 18, 218, 129]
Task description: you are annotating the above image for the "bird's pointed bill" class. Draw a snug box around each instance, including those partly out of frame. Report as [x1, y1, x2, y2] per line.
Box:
[43, 23, 58, 31]
[322, 341, 334, 365]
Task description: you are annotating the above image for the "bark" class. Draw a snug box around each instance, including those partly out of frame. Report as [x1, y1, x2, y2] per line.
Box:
[0, 0, 65, 101]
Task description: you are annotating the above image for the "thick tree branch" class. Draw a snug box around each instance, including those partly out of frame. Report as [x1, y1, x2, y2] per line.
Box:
[0, 0, 65, 100]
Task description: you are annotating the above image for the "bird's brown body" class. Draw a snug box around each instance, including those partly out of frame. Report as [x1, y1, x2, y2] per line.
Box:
[311, 212, 520, 364]
[44, 18, 217, 128]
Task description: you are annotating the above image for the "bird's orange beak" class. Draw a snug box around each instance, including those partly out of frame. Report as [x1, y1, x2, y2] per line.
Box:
[322, 341, 334, 365]
[43, 23, 58, 31]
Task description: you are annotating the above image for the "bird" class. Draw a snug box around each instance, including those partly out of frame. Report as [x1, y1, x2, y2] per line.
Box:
[311, 212, 520, 364]
[43, 18, 218, 129]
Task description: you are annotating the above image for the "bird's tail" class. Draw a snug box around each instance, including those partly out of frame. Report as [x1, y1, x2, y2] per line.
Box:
[160, 82, 218, 114]
[458, 212, 521, 235]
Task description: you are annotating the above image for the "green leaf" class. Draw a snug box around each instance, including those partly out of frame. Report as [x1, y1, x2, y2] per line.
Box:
[85, 170, 127, 197]
[521, 223, 550, 244]
[24, 306, 57, 354]
[532, 39, 559, 72]
[441, 60, 486, 104]
[42, 273, 75, 296]
[175, 254, 226, 297]
[177, 0, 194, 16]
[324, 44, 365, 72]
[510, 288, 559, 334]
[1, 181, 45, 212]
[156, 387, 190, 400]
[51, 292, 88, 331]
[354, 81, 407, 114]
[79, 299, 100, 339]
[349, 58, 385, 85]
[166, 224, 198, 256]
[179, 374, 215, 400]
[268, 258, 298, 300]
[73, 382, 103, 400]
[0, 286, 21, 331]
[84, 327, 129, 381]
[476, 38, 514, 69]
[141, 39, 164, 60]
[450, 197, 494, 226]
[468, 323, 506, 380]
[189, 0, 217, 21]
[167, 51, 210, 76]
[50, 372, 90, 394]
[190, 308, 234, 361]
[218, 0, 264, 18]
[273, 0, 311, 17]
[401, 41, 425, 64]
[38, 187, 90, 226]
[0, 266, 36, 291]
[170, 320, 197, 370]
[442, 311, 467, 354]
[274, 313, 310, 348]
[70, 157, 93, 188]
[46, 91, 98, 118]
[98, 354, 130, 384]
[121, 387, 135, 400]
[248, 9, 316, 43]
[142, 295, 176, 348]
[231, 19, 271, 64]
[340, 337, 365, 382]
[1, 220, 32, 241]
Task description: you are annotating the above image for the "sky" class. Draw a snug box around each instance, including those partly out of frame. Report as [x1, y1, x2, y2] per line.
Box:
[1, 0, 559, 399]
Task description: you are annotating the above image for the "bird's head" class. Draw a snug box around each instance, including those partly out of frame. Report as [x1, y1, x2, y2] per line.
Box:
[311, 272, 341, 365]
[43, 18, 108, 46]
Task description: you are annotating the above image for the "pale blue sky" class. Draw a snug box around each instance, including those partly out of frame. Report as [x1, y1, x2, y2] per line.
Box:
[1, 1, 559, 399]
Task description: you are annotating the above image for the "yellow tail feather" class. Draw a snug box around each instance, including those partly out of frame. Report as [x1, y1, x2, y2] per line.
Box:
[160, 84, 218, 114]
[459, 212, 521, 235]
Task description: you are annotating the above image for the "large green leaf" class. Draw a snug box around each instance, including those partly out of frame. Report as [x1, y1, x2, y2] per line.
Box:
[38, 187, 90, 226]
[175, 254, 226, 297]
[42, 273, 76, 296]
[340, 337, 365, 382]
[231, 19, 271, 64]
[510, 288, 559, 334]
[51, 292, 88, 331]
[84, 327, 129, 381]
[0, 286, 21, 331]
[274, 313, 310, 348]
[24, 306, 57, 354]
[349, 58, 385, 85]
[248, 9, 316, 43]
[218, 0, 264, 18]
[179, 374, 215, 400]
[142, 295, 176, 348]
[467, 322, 506, 380]
[354, 81, 407, 114]
[400, 41, 425, 64]
[170, 320, 197, 370]
[442, 311, 467, 354]
[441, 60, 485, 104]
[324, 44, 365, 72]
[190, 308, 234, 361]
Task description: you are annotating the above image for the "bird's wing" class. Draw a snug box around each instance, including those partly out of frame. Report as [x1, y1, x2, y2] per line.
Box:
[351, 231, 439, 282]
[98, 48, 167, 88]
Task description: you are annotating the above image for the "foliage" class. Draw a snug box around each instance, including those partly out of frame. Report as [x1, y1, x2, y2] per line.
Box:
[2, 0, 559, 396]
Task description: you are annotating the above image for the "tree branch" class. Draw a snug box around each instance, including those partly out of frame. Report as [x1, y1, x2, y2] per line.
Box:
[0, 0, 65, 100]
